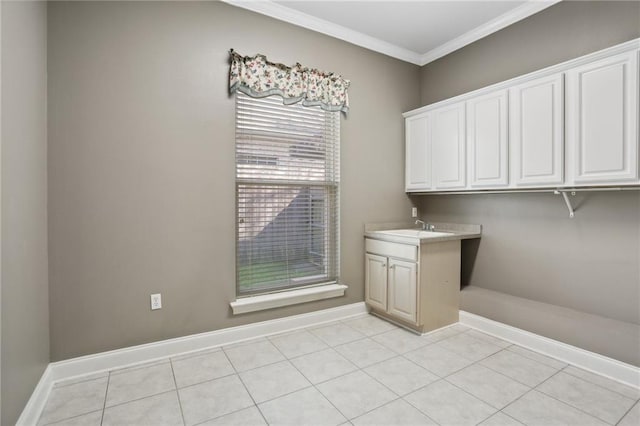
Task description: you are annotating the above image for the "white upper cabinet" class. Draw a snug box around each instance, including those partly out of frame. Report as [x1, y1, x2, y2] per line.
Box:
[509, 73, 564, 187]
[566, 50, 639, 185]
[432, 102, 466, 189]
[467, 89, 509, 188]
[405, 114, 432, 191]
[403, 39, 639, 193]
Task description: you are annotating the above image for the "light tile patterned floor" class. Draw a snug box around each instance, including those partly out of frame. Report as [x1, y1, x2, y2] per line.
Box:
[39, 314, 640, 426]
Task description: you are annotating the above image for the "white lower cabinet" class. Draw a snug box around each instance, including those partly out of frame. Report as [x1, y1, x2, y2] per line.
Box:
[364, 253, 388, 312]
[387, 259, 418, 323]
[365, 238, 460, 333]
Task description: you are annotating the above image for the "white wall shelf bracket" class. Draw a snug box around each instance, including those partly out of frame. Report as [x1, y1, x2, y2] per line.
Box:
[554, 190, 576, 218]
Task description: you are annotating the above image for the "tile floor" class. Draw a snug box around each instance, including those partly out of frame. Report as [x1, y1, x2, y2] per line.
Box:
[38, 314, 639, 426]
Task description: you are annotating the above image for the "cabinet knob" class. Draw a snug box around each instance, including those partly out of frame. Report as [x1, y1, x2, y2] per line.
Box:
[382, 263, 386, 268]
[390, 264, 395, 269]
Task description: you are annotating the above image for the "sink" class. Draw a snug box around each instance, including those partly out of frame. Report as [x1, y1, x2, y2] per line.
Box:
[376, 229, 454, 238]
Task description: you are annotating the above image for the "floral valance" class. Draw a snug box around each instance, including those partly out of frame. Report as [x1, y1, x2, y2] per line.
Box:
[229, 50, 350, 113]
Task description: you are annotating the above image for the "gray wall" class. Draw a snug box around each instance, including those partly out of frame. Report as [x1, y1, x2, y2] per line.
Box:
[1, 1, 49, 424]
[48, 1, 420, 361]
[420, 1, 640, 105]
[416, 1, 640, 364]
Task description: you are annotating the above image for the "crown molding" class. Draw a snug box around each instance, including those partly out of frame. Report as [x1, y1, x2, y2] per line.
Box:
[221, 0, 561, 67]
[417, 0, 562, 65]
[221, 0, 423, 64]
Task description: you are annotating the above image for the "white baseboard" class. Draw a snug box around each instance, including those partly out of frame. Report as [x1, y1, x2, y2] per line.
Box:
[16, 365, 54, 426]
[460, 311, 640, 389]
[17, 302, 367, 424]
[22, 305, 636, 425]
[51, 302, 367, 382]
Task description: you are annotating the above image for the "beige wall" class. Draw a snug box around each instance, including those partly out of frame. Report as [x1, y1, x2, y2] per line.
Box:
[48, 1, 420, 361]
[1, 1, 49, 424]
[416, 1, 640, 364]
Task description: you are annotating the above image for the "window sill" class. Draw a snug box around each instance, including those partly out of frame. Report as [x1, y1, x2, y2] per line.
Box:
[230, 283, 348, 315]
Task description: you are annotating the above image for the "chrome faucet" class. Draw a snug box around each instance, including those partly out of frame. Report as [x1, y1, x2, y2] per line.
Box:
[415, 219, 435, 231]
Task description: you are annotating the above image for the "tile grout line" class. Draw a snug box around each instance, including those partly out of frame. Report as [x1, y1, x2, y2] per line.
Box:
[495, 387, 537, 424]
[169, 359, 187, 426]
[533, 366, 632, 425]
[51, 374, 110, 390]
[40, 410, 104, 426]
[356, 395, 442, 426]
[560, 367, 640, 401]
[94, 363, 180, 412]
[442, 372, 527, 415]
[401, 344, 475, 378]
[407, 374, 505, 425]
[306, 320, 367, 345]
[396, 335, 531, 424]
[299, 334, 395, 422]
[257, 333, 329, 419]
[220, 345, 271, 426]
[615, 400, 638, 426]
[295, 321, 442, 423]
[353, 367, 444, 423]
[362, 350, 433, 376]
[189, 404, 264, 426]
[108, 359, 170, 376]
[476, 346, 563, 388]
[505, 345, 569, 369]
[94, 389, 179, 414]
[172, 371, 238, 393]
[99, 372, 111, 426]
[514, 366, 611, 424]
[493, 410, 526, 425]
[399, 378, 449, 425]
[463, 346, 557, 389]
[267, 324, 387, 422]
[313, 333, 371, 349]
[500, 367, 608, 425]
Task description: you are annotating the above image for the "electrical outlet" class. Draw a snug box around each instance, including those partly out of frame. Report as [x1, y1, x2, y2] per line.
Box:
[150, 293, 162, 310]
[411, 207, 418, 218]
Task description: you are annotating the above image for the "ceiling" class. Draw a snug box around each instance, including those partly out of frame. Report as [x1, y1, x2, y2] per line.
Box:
[222, 0, 561, 65]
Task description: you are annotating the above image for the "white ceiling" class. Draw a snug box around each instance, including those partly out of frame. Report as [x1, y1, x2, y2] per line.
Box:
[222, 0, 561, 65]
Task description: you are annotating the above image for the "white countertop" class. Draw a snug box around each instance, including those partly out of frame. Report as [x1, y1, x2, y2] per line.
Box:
[364, 222, 481, 245]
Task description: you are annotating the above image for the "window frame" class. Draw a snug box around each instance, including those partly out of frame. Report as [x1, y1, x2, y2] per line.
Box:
[234, 93, 341, 298]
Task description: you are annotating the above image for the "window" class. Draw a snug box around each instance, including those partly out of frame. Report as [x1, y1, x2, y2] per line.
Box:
[236, 92, 340, 296]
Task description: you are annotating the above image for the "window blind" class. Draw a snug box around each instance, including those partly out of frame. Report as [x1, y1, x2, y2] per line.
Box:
[236, 93, 340, 296]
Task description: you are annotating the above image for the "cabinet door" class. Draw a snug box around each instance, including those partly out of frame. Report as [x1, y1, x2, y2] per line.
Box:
[566, 51, 639, 184]
[387, 258, 417, 324]
[467, 89, 509, 188]
[432, 102, 466, 189]
[405, 114, 432, 191]
[365, 253, 387, 311]
[510, 73, 564, 186]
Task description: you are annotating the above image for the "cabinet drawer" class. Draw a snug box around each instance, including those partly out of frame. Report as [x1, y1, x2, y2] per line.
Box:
[365, 239, 417, 262]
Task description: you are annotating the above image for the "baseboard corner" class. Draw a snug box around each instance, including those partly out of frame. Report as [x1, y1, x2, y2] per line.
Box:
[459, 310, 640, 389]
[15, 364, 54, 426]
